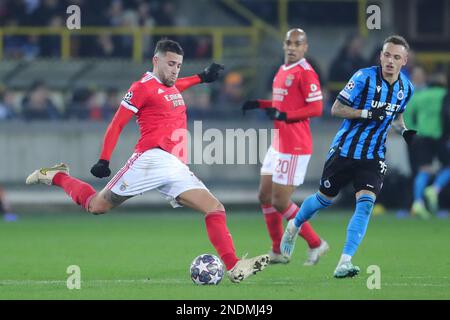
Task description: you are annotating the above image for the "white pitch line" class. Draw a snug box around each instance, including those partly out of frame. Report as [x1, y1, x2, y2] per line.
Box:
[0, 279, 186, 286]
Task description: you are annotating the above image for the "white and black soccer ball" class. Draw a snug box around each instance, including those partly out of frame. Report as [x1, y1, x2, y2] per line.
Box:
[190, 254, 224, 285]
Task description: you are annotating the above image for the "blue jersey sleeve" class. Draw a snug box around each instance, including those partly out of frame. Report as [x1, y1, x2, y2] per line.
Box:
[336, 70, 366, 107]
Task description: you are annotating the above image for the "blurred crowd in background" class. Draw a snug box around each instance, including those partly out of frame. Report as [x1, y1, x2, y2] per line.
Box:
[0, 0, 449, 220]
[0, 0, 449, 122]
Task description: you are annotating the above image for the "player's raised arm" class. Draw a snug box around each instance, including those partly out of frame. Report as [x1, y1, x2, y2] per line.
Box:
[176, 62, 224, 92]
[90, 106, 134, 178]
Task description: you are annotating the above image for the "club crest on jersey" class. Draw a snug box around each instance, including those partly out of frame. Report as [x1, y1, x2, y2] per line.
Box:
[123, 91, 133, 102]
[120, 181, 128, 191]
[345, 80, 355, 90]
[397, 90, 404, 100]
[310, 83, 318, 92]
[285, 74, 294, 87]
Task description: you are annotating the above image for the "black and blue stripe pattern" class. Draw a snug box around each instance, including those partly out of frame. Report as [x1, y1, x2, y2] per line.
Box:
[331, 66, 414, 160]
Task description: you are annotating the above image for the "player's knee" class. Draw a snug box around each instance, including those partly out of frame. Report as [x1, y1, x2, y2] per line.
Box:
[271, 194, 289, 213]
[87, 202, 110, 215]
[258, 189, 271, 205]
[355, 192, 376, 215]
[213, 201, 225, 212]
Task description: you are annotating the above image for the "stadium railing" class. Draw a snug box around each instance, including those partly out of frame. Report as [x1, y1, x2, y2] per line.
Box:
[0, 26, 260, 62]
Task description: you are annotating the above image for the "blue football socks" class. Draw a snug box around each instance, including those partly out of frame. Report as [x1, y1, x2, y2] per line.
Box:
[414, 171, 429, 202]
[342, 194, 375, 257]
[433, 168, 450, 192]
[293, 192, 333, 228]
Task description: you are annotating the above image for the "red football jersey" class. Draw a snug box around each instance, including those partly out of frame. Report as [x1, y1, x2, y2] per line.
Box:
[120, 72, 190, 162]
[272, 58, 322, 155]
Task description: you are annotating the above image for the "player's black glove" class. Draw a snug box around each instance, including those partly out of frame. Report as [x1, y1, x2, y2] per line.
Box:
[198, 62, 224, 83]
[242, 100, 260, 115]
[90, 159, 111, 178]
[362, 109, 386, 122]
[402, 129, 417, 145]
[265, 107, 288, 121]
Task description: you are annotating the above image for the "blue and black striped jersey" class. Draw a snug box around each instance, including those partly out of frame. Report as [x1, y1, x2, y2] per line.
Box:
[329, 66, 414, 160]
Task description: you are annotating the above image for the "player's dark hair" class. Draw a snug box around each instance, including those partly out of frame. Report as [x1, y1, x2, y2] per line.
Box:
[154, 39, 184, 56]
[383, 35, 410, 51]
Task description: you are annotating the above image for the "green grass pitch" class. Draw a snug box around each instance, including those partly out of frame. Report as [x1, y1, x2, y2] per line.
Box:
[1, 210, 449, 299]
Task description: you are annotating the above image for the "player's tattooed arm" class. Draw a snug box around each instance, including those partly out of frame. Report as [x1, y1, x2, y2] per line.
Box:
[331, 100, 364, 119]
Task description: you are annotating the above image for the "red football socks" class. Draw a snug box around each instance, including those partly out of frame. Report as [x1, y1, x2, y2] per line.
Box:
[204, 210, 239, 270]
[52, 172, 96, 211]
[297, 221, 321, 249]
[262, 204, 284, 254]
[261, 203, 322, 253]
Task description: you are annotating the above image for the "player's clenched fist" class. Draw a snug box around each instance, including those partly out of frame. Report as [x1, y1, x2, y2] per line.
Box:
[198, 62, 224, 83]
[402, 129, 417, 145]
[265, 107, 287, 121]
[90, 159, 111, 178]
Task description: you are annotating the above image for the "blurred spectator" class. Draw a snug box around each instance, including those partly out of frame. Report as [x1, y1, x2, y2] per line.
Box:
[92, 33, 121, 58]
[39, 15, 63, 57]
[66, 87, 100, 120]
[405, 65, 428, 176]
[402, 50, 417, 80]
[0, 87, 18, 120]
[22, 80, 61, 121]
[3, 19, 40, 59]
[107, 0, 124, 26]
[193, 36, 212, 59]
[154, 1, 176, 26]
[404, 71, 450, 219]
[136, 1, 156, 58]
[98, 87, 121, 120]
[29, 0, 62, 26]
[328, 34, 367, 82]
[0, 186, 18, 222]
[215, 71, 245, 113]
[184, 86, 212, 119]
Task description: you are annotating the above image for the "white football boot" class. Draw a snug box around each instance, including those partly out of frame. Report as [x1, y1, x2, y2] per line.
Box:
[303, 239, 330, 266]
[227, 254, 270, 283]
[268, 250, 290, 264]
[280, 219, 299, 259]
[26, 163, 69, 186]
[333, 261, 360, 278]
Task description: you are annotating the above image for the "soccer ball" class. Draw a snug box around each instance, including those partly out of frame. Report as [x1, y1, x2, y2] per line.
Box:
[190, 254, 224, 285]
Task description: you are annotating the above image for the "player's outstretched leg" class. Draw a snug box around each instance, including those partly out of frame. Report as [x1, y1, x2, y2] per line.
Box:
[334, 192, 375, 279]
[177, 189, 270, 283]
[280, 192, 333, 259]
[26, 163, 97, 212]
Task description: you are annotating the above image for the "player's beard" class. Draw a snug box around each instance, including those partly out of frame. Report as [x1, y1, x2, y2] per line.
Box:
[164, 78, 176, 87]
